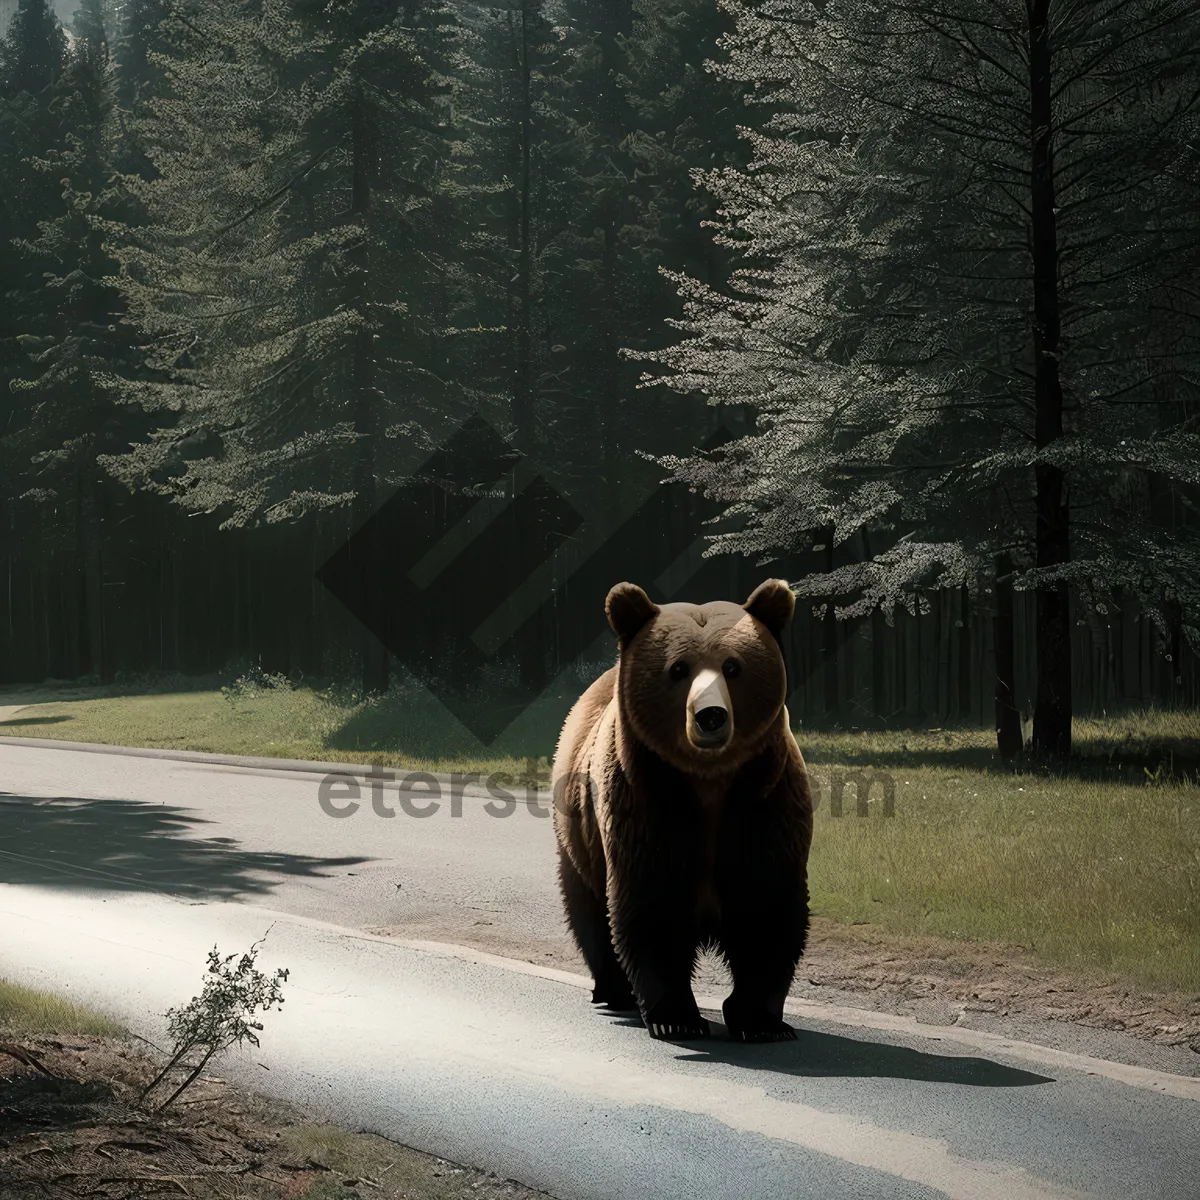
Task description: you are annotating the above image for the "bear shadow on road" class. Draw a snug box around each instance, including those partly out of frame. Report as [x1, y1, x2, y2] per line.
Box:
[0, 792, 371, 900]
[672, 1024, 1052, 1088]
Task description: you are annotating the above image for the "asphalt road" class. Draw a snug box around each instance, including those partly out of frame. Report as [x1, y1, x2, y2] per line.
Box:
[0, 734, 570, 958]
[1, 737, 1198, 1200]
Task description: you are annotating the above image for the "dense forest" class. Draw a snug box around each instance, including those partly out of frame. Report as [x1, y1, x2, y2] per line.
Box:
[1, 0, 1198, 755]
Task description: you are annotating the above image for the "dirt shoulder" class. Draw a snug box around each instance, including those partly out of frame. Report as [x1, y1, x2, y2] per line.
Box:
[0, 1033, 555, 1200]
[798, 918, 1200, 1054]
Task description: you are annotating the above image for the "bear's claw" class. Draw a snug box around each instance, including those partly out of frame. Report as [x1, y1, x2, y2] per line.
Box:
[643, 997, 709, 1041]
[647, 1020, 710, 1041]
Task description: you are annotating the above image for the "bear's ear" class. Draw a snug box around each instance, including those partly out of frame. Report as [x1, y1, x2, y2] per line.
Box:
[744, 578, 795, 639]
[606, 582, 659, 645]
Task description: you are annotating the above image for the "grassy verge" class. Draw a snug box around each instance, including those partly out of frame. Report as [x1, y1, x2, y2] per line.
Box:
[0, 977, 123, 1037]
[2, 682, 1197, 994]
[800, 731, 1199, 994]
[0, 676, 576, 781]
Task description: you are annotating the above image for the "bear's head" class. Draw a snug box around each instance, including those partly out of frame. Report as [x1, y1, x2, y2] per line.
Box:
[605, 579, 795, 775]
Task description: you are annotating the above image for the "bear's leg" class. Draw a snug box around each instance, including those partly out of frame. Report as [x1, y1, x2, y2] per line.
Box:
[558, 847, 637, 1011]
[608, 877, 708, 1041]
[719, 900, 807, 1043]
[640, 972, 708, 1042]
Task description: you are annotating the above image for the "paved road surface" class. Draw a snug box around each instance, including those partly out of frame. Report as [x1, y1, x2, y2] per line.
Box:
[0, 735, 569, 960]
[1, 738, 1198, 1200]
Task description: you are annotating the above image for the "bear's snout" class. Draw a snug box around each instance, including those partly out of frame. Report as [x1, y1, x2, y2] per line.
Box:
[687, 667, 733, 748]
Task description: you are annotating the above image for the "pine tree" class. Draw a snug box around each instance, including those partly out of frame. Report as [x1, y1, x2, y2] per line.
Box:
[446, 0, 749, 522]
[456, 0, 747, 520]
[0, 0, 67, 310]
[70, 0, 110, 48]
[5, 0, 137, 680]
[456, 0, 574, 464]
[0, 0, 62, 98]
[617, 0, 754, 470]
[553, 0, 643, 514]
[637, 0, 1200, 757]
[622, 0, 746, 288]
[110, 0, 171, 173]
[104, 0, 471, 692]
[0, 0, 67, 517]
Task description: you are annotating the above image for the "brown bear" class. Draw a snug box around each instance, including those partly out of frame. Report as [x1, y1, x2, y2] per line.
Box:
[551, 578, 813, 1042]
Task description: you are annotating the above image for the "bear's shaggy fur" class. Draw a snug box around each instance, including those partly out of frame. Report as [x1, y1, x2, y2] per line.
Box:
[551, 579, 813, 1042]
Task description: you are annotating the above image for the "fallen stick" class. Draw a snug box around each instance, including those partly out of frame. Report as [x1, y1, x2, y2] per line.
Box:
[0, 1043, 57, 1078]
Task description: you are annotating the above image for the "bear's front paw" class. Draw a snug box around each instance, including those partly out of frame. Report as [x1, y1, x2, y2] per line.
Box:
[591, 963, 638, 1012]
[723, 999, 797, 1043]
[643, 999, 709, 1041]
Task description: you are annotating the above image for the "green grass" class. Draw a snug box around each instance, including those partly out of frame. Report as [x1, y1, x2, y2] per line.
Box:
[2, 680, 1198, 993]
[803, 753, 1198, 994]
[0, 977, 123, 1036]
[0, 670, 583, 782]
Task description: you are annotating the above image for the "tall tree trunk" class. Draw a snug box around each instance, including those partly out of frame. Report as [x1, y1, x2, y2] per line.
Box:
[600, 214, 621, 524]
[1028, 0, 1071, 757]
[871, 606, 886, 724]
[505, 1, 548, 696]
[77, 471, 109, 682]
[823, 533, 838, 721]
[862, 529, 888, 724]
[513, 1, 534, 454]
[935, 589, 951, 720]
[4, 547, 13, 678]
[1170, 605, 1183, 708]
[957, 583, 971, 723]
[994, 553, 1022, 757]
[350, 86, 389, 697]
[596, 1, 630, 522]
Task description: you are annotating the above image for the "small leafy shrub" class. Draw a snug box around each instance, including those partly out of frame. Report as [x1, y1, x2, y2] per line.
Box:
[140, 940, 288, 1112]
[221, 662, 296, 703]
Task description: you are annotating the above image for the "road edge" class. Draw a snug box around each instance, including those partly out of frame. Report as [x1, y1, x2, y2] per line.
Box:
[0, 734, 478, 787]
[240, 905, 1200, 1103]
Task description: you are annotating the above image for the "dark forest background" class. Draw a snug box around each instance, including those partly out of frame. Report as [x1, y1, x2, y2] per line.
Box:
[1, 0, 1197, 754]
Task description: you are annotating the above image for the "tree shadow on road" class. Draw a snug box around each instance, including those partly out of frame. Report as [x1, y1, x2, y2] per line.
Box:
[0, 793, 371, 901]
[673, 1024, 1052, 1088]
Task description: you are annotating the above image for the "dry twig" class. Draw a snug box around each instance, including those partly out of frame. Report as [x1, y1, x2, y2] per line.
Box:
[0, 1043, 57, 1078]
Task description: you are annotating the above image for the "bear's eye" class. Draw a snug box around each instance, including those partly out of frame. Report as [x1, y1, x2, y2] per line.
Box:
[722, 657, 741, 679]
[668, 660, 690, 682]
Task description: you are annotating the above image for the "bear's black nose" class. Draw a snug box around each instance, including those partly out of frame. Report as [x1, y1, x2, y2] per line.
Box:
[695, 706, 728, 734]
